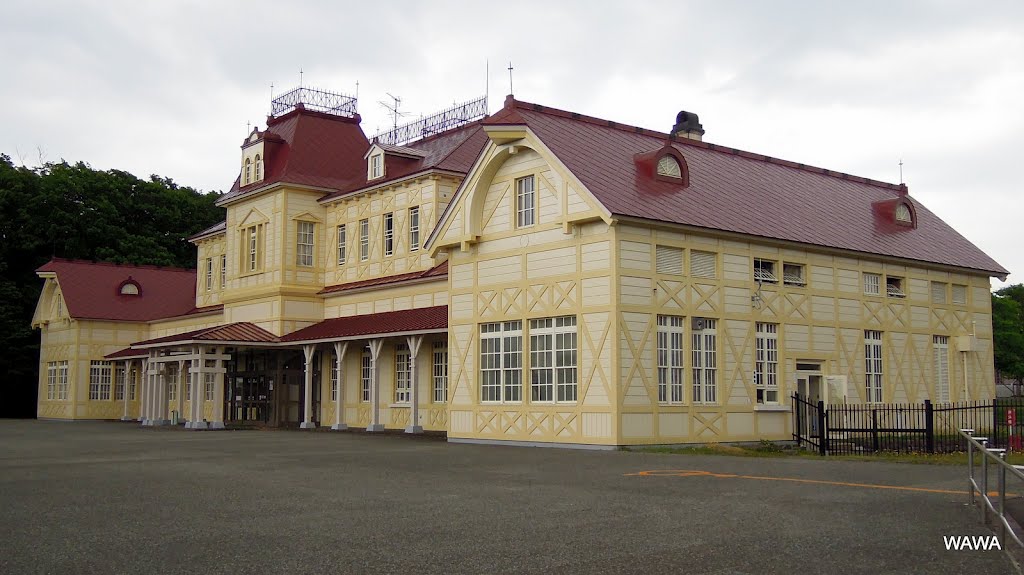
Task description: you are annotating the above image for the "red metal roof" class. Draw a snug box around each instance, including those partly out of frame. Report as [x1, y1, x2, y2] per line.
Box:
[280, 306, 448, 343]
[36, 259, 202, 322]
[132, 322, 279, 347]
[219, 107, 371, 205]
[319, 261, 448, 295]
[188, 220, 226, 242]
[104, 347, 149, 360]
[483, 98, 1007, 276]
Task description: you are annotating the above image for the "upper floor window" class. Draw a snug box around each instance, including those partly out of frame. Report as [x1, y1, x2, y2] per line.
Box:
[864, 272, 881, 295]
[655, 245, 683, 275]
[254, 154, 263, 181]
[952, 284, 968, 305]
[296, 221, 315, 267]
[337, 224, 347, 265]
[782, 263, 805, 287]
[220, 255, 226, 288]
[886, 276, 905, 298]
[205, 257, 213, 290]
[118, 281, 139, 296]
[690, 250, 716, 279]
[753, 259, 777, 283]
[359, 219, 369, 261]
[383, 213, 394, 257]
[55, 292, 63, 316]
[657, 155, 682, 179]
[244, 158, 252, 185]
[931, 281, 947, 304]
[516, 175, 535, 228]
[409, 207, 420, 251]
[243, 224, 263, 273]
[370, 154, 383, 179]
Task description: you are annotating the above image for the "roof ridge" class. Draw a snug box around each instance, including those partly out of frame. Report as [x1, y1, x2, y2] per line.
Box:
[44, 257, 196, 273]
[509, 98, 907, 194]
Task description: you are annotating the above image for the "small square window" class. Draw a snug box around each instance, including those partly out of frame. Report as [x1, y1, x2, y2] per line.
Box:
[886, 276, 905, 298]
[782, 263, 805, 286]
[864, 273, 881, 295]
[952, 284, 968, 305]
[655, 245, 683, 275]
[930, 281, 947, 304]
[753, 259, 777, 283]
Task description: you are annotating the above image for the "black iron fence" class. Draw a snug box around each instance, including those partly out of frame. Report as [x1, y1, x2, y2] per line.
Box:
[792, 394, 1024, 455]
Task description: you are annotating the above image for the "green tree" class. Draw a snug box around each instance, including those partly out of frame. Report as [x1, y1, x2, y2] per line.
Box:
[994, 284, 1024, 390]
[0, 154, 224, 417]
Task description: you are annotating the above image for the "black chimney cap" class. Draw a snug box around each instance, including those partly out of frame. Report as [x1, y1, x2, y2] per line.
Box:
[672, 111, 705, 136]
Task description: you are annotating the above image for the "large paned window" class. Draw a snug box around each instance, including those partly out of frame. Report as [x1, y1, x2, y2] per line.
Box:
[692, 320, 717, 404]
[433, 341, 448, 403]
[296, 221, 315, 267]
[529, 316, 578, 403]
[755, 323, 779, 404]
[394, 343, 411, 403]
[336, 224, 347, 266]
[515, 175, 535, 228]
[383, 213, 394, 257]
[89, 361, 112, 401]
[115, 366, 126, 401]
[480, 321, 522, 402]
[361, 347, 371, 402]
[865, 330, 884, 403]
[934, 335, 950, 403]
[409, 207, 420, 251]
[657, 315, 685, 404]
[359, 219, 369, 261]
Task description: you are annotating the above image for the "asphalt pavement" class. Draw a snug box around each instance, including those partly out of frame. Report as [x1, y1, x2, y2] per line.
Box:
[0, 420, 1014, 574]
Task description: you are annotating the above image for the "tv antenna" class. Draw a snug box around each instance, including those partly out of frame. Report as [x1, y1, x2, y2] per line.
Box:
[379, 92, 408, 132]
[898, 158, 904, 184]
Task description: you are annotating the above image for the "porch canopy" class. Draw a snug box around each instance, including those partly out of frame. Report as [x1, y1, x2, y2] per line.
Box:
[279, 305, 448, 345]
[131, 322, 280, 349]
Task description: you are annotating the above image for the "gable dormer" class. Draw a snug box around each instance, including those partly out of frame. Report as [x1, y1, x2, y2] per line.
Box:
[365, 144, 386, 180]
[364, 142, 428, 182]
[241, 128, 266, 187]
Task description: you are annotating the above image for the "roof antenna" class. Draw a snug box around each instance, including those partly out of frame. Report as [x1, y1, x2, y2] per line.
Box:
[485, 59, 490, 113]
[898, 158, 903, 185]
[299, 67, 304, 88]
[246, 120, 251, 135]
[379, 93, 405, 132]
[507, 61, 514, 96]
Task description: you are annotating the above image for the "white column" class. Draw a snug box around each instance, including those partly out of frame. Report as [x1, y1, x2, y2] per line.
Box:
[300, 344, 317, 429]
[332, 341, 349, 431]
[367, 339, 384, 432]
[153, 358, 169, 426]
[176, 359, 186, 424]
[405, 335, 424, 434]
[140, 356, 152, 425]
[190, 346, 208, 430]
[210, 353, 226, 430]
[121, 361, 132, 421]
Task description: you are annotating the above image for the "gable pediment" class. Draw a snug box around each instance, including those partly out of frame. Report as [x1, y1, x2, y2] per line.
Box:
[238, 207, 270, 228]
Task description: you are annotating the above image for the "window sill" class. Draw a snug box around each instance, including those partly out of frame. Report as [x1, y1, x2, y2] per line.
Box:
[388, 403, 412, 408]
[754, 405, 789, 412]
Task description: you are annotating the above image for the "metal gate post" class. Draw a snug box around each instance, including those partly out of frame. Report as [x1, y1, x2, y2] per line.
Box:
[817, 400, 827, 456]
[872, 408, 880, 453]
[925, 400, 934, 453]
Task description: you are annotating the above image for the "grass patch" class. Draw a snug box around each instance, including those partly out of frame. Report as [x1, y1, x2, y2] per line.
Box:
[631, 442, 1024, 466]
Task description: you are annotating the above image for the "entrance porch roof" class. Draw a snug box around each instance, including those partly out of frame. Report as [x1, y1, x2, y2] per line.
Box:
[131, 322, 280, 350]
[280, 305, 448, 345]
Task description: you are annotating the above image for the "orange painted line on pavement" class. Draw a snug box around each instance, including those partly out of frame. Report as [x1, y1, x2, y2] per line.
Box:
[624, 469, 1015, 497]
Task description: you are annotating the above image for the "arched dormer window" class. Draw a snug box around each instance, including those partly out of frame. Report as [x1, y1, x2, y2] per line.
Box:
[244, 158, 252, 185]
[118, 278, 141, 296]
[254, 154, 263, 181]
[895, 203, 912, 225]
[657, 155, 682, 179]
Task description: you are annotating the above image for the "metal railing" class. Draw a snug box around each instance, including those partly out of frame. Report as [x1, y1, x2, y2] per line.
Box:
[962, 428, 1024, 550]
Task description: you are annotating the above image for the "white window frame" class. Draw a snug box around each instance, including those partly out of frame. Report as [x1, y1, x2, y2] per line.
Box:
[657, 315, 685, 404]
[480, 321, 522, 403]
[204, 371, 215, 401]
[254, 154, 262, 181]
[529, 316, 578, 403]
[934, 335, 950, 403]
[247, 225, 260, 272]
[782, 263, 805, 287]
[361, 348, 371, 402]
[244, 158, 251, 185]
[57, 361, 69, 400]
[383, 213, 394, 257]
[865, 330, 884, 403]
[753, 259, 777, 283]
[46, 362, 57, 400]
[128, 367, 136, 400]
[394, 343, 411, 404]
[330, 356, 339, 402]
[205, 257, 213, 291]
[692, 320, 717, 404]
[515, 175, 535, 228]
[370, 154, 383, 179]
[409, 206, 420, 251]
[296, 221, 315, 267]
[864, 272, 881, 295]
[89, 360, 112, 401]
[359, 219, 369, 262]
[885, 276, 905, 298]
[657, 155, 682, 178]
[755, 323, 779, 404]
[220, 254, 226, 288]
[115, 366, 126, 401]
[186, 369, 192, 400]
[336, 224, 347, 266]
[433, 341, 448, 403]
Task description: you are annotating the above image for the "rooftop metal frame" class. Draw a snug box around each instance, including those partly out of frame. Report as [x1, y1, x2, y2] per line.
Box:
[374, 96, 487, 146]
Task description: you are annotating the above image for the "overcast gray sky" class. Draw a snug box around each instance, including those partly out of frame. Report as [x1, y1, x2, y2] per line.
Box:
[2, 1, 1022, 287]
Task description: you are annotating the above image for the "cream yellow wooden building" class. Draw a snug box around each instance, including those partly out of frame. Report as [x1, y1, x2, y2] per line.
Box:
[32, 88, 1007, 448]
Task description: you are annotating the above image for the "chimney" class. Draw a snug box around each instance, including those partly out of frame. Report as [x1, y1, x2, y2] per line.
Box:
[671, 111, 705, 141]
